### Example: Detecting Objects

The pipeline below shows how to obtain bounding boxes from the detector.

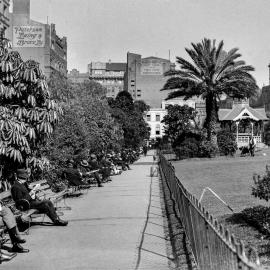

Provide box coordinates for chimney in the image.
[13,0,30,17]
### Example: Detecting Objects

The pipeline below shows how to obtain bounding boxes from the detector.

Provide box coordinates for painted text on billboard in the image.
[13,26,45,47]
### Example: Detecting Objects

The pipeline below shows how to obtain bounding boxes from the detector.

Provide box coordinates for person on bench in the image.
[10,169,68,226]
[0,203,29,255]
[61,160,90,187]
[88,155,103,187]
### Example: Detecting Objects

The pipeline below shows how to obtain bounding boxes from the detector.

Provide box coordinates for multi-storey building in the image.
[68,69,89,84]
[88,61,126,98]
[124,52,175,108]
[145,108,167,140]
[145,97,206,140]
[7,0,67,79]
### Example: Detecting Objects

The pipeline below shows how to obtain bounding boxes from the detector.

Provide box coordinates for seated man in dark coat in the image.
[88,155,103,187]
[11,169,68,226]
[61,160,89,187]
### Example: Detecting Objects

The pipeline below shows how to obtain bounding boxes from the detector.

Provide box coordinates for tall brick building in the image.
[7,0,67,79]
[88,61,126,98]
[68,68,89,84]
[124,52,175,108]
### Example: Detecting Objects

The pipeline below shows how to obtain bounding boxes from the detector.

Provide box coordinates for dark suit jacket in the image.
[11,180,32,202]
[61,168,85,186]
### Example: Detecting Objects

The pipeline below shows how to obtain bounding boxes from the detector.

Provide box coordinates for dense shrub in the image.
[199,140,219,158]
[174,138,200,160]
[252,170,270,201]
[241,206,270,235]
[217,130,237,156]
[264,121,270,146]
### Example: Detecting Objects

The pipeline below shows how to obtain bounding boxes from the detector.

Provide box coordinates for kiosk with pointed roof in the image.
[218,99,268,148]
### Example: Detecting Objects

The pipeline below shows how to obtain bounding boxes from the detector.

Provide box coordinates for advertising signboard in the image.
[13,26,45,47]
[141,59,163,75]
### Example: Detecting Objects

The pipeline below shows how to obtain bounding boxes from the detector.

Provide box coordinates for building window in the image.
[155,124,160,135]
[95,70,102,75]
[137,94,141,97]
[146,115,151,121]
[156,114,160,121]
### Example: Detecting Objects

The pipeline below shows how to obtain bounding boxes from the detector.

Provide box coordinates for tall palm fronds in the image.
[162,38,258,146]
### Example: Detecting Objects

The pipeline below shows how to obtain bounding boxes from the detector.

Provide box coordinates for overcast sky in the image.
[30,0,270,87]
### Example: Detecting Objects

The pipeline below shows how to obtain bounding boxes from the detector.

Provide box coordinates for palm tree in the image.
[162,38,258,148]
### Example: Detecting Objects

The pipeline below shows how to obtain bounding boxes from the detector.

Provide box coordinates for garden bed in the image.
[219,211,270,268]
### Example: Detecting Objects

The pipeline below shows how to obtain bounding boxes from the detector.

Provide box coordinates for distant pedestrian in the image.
[143,145,148,156]
[249,135,256,157]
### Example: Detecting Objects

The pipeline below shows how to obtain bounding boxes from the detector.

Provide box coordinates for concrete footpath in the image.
[2,151,174,270]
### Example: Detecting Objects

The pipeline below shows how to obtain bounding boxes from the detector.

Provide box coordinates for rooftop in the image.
[106,62,126,72]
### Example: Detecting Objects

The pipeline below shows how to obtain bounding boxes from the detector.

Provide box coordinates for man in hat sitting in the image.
[88,154,103,187]
[61,159,90,187]
[10,169,68,226]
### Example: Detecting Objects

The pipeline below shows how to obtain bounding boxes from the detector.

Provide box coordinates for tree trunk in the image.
[205,94,218,148]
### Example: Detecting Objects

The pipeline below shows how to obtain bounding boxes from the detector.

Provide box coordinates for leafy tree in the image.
[162,38,257,149]
[71,81,123,153]
[109,91,150,149]
[252,170,270,202]
[263,121,270,146]
[42,107,90,166]
[217,130,237,156]
[48,71,74,103]
[0,39,62,174]
[134,100,150,114]
[113,91,134,112]
[162,104,198,148]
[44,80,123,167]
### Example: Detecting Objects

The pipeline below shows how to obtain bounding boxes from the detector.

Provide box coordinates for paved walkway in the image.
[2,151,174,270]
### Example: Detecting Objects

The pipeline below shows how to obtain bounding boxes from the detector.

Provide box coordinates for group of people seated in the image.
[0,168,68,261]
[0,147,141,262]
[61,150,139,189]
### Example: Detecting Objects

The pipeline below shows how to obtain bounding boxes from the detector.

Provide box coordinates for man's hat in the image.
[90,154,96,159]
[80,160,89,167]
[67,159,74,165]
[16,169,28,180]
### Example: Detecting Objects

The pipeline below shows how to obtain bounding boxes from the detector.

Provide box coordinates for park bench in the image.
[0,179,71,234]
[65,169,101,196]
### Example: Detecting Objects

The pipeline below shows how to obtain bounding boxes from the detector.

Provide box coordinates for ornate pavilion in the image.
[218,99,268,147]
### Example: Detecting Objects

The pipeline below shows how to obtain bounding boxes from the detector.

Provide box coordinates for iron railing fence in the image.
[159,154,261,270]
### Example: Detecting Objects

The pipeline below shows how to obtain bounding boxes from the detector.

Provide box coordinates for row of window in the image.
[147,114,160,122]
[132,89,141,98]
[93,70,124,76]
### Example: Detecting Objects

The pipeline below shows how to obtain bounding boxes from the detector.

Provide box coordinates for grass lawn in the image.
[173,149,270,217]
[172,148,270,268]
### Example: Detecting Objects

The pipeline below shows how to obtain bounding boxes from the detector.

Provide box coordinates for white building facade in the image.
[145,97,206,140]
[145,108,167,140]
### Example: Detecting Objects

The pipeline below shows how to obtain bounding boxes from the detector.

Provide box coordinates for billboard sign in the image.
[141,59,163,75]
[13,26,45,47]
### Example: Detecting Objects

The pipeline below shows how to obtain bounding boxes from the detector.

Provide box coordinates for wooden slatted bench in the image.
[29,180,72,210]
[0,180,71,234]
